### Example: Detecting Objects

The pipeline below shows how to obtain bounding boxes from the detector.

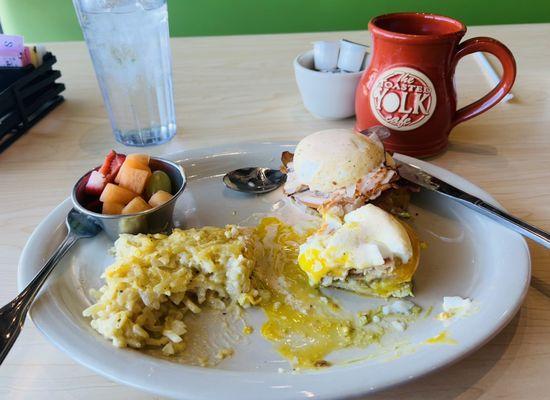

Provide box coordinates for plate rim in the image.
[18,141,531,400]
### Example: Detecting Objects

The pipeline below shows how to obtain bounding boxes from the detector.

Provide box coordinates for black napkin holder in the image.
[0,52,65,154]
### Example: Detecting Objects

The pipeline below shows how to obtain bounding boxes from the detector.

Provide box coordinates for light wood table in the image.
[1,24,549,399]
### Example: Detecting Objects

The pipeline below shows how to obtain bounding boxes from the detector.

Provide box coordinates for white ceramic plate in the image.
[18,142,530,400]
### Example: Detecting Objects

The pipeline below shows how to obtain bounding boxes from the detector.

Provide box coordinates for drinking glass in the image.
[73,0,176,146]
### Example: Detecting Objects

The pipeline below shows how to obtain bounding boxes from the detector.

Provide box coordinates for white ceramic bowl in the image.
[293,50,363,119]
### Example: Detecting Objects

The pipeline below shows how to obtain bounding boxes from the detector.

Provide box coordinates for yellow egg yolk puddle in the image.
[253,217,383,369]
[425,331,457,345]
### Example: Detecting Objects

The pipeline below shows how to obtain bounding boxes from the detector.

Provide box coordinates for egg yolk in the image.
[254,218,383,369]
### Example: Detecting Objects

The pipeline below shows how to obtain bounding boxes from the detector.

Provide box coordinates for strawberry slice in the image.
[85,170,106,196]
[85,199,102,214]
[98,150,116,176]
[105,154,126,183]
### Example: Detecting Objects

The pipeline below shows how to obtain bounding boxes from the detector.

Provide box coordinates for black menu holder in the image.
[0,52,65,154]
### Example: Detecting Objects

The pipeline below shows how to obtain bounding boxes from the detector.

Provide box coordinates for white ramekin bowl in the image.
[293,50,363,120]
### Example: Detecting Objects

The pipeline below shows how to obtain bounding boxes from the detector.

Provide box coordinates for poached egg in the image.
[283,129,398,213]
[298,204,419,297]
[291,129,385,193]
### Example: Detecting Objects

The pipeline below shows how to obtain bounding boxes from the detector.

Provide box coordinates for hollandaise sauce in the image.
[254,217,383,369]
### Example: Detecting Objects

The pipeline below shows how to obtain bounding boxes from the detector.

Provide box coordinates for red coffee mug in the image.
[355,13,516,157]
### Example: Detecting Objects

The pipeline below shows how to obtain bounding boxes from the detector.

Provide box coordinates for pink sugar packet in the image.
[0,34,24,51]
[22,47,31,66]
[0,49,24,67]
[0,35,25,67]
[0,35,27,67]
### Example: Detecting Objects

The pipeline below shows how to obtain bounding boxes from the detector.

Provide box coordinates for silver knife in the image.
[395,158,550,248]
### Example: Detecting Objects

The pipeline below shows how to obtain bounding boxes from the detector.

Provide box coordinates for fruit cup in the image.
[71,157,186,240]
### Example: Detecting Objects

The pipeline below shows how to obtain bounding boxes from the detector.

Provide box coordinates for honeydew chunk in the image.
[99,183,138,205]
[102,202,124,215]
[148,190,173,208]
[122,196,152,214]
[145,170,172,199]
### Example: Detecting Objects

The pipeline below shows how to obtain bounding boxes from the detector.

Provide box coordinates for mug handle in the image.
[451,37,516,128]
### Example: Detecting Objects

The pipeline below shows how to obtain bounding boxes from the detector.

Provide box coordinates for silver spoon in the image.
[223,167,286,194]
[0,209,102,364]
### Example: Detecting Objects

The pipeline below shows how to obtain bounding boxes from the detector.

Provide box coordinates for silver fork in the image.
[0,209,102,365]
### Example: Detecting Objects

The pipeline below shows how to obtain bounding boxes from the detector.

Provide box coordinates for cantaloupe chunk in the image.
[102,202,124,215]
[99,183,137,205]
[126,153,150,167]
[122,196,151,214]
[148,190,173,208]
[117,166,151,195]
[115,162,151,183]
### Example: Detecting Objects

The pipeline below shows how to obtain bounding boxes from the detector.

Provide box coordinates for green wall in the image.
[1,0,549,42]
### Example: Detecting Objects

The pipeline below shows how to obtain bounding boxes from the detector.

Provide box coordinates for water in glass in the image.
[74,0,176,146]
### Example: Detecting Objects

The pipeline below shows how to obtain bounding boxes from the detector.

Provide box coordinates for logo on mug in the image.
[369,67,437,131]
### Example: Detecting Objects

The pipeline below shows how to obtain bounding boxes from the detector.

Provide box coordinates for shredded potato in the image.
[83,226,259,355]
